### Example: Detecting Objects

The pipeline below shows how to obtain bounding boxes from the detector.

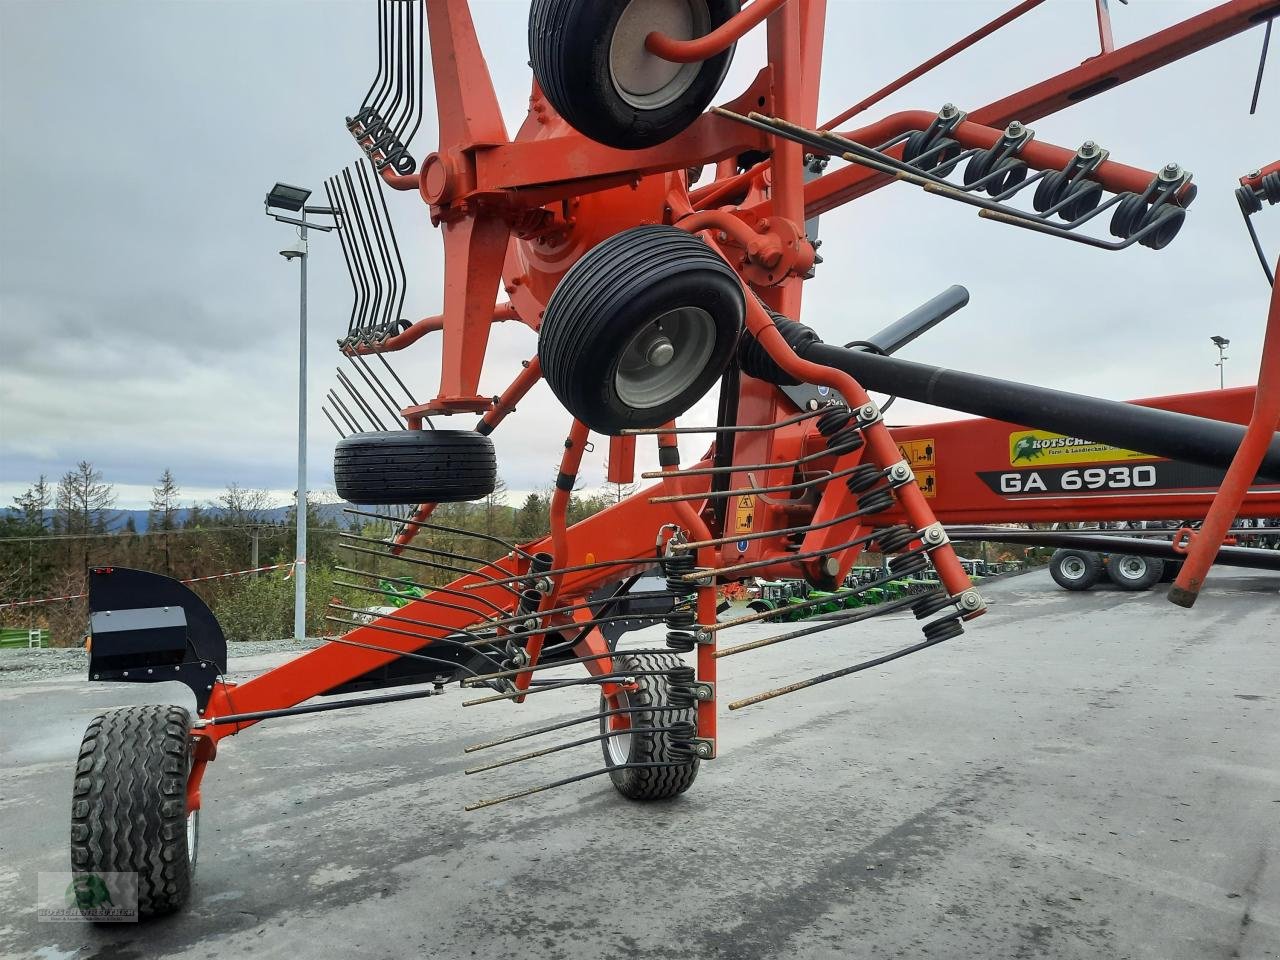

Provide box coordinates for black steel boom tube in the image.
[805,343,1280,481]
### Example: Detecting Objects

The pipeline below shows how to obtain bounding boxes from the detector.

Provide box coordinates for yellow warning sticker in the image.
[734,494,756,534]
[897,438,936,468]
[916,469,937,498]
[1009,430,1155,466]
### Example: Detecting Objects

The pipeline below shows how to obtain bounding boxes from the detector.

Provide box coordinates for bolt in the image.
[1006,121,1024,136]
[1248,169,1261,179]
[940,103,957,119]
[1165,162,1180,173]
[695,742,714,759]
[821,556,840,577]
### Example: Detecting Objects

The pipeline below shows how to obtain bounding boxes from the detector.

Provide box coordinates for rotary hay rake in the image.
[71,0,1280,919]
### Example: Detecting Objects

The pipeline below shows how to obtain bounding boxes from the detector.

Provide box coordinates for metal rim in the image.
[614,306,717,409]
[186,809,200,870]
[1059,554,1087,581]
[1116,555,1147,581]
[608,0,710,111]
[605,690,633,766]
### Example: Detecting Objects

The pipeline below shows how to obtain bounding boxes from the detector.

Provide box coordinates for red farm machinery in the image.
[72,0,1279,919]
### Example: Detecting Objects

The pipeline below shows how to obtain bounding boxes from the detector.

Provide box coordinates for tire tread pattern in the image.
[603,651,699,800]
[70,704,193,920]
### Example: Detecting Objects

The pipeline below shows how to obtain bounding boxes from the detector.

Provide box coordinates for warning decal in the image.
[916,469,937,498]
[734,494,756,534]
[897,438,935,468]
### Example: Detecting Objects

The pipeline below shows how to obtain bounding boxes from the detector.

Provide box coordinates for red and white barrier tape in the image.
[0,562,297,610]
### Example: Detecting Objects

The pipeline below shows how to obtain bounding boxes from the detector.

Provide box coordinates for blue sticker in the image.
[817,385,830,396]
[736,540,749,553]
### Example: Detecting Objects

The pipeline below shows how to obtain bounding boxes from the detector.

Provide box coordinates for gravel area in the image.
[0,637,325,684]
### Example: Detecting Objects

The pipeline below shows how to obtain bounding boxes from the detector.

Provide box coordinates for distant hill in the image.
[5,502,375,533]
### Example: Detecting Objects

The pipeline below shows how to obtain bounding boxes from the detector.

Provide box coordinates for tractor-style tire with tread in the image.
[1106,554,1165,591]
[600,651,699,800]
[70,704,197,920]
[1048,548,1103,591]
[334,429,496,505]
[539,225,744,434]
[529,0,740,150]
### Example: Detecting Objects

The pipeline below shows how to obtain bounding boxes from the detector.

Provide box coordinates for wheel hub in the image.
[614,306,716,409]
[1061,555,1086,580]
[608,0,710,110]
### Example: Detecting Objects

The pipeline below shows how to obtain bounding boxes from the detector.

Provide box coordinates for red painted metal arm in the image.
[646,0,788,63]
[351,302,522,356]
[1170,256,1280,605]
[820,0,1051,130]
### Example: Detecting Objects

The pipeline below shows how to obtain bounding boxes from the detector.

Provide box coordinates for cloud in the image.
[1,0,1276,514]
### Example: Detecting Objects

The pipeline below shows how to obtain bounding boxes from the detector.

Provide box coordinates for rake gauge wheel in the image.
[71,705,198,920]
[529,0,740,149]
[334,430,496,505]
[539,225,744,434]
[601,652,700,800]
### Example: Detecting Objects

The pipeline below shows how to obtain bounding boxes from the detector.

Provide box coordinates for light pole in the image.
[265,183,338,641]
[1211,335,1230,390]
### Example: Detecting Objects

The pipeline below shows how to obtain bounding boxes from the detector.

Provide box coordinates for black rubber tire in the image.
[529,0,740,150]
[539,225,744,434]
[334,430,496,504]
[1106,554,1165,591]
[70,704,196,921]
[1159,559,1182,583]
[1048,548,1103,591]
[600,651,699,800]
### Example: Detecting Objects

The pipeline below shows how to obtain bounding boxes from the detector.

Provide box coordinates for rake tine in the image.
[462,670,683,707]
[356,162,398,330]
[465,704,669,753]
[323,406,347,439]
[333,168,373,335]
[334,565,508,617]
[716,593,919,659]
[327,390,365,433]
[326,603,502,650]
[377,353,419,407]
[336,368,389,430]
[342,166,385,333]
[650,459,879,504]
[464,725,685,776]
[687,522,904,588]
[620,405,828,435]
[344,508,536,560]
[728,619,960,711]
[320,618,496,680]
[324,178,363,337]
[461,647,671,685]
[332,578,501,621]
[338,541,521,596]
[673,505,870,552]
[346,352,404,425]
[464,763,684,812]
[341,530,495,572]
[459,554,661,590]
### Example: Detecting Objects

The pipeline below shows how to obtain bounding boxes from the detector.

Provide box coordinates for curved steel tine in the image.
[324,178,363,336]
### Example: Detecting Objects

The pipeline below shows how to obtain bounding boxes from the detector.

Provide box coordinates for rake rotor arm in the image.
[804,343,1280,480]
[787,0,1276,219]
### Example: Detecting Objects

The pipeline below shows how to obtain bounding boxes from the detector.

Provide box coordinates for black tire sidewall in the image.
[334,430,496,505]
[600,651,699,800]
[1106,554,1164,590]
[539,226,744,434]
[530,0,740,150]
[1049,548,1102,591]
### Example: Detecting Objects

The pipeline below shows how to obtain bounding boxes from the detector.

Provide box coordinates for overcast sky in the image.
[1,1,1276,511]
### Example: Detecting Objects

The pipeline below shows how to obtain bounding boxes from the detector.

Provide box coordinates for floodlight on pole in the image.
[265,186,339,642]
[1211,335,1230,389]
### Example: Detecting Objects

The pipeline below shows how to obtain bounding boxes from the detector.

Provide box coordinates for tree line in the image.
[1,463,635,646]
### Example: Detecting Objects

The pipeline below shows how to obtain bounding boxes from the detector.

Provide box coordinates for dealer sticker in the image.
[1008,429,1155,466]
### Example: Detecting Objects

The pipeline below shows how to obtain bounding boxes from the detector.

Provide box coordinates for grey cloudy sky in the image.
[1,0,1276,510]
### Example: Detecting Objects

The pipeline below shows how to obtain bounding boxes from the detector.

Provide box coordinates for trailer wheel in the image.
[1048,549,1102,591]
[539,226,743,434]
[1107,554,1164,591]
[70,705,197,920]
[529,0,740,150]
[334,429,496,504]
[601,652,699,800]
